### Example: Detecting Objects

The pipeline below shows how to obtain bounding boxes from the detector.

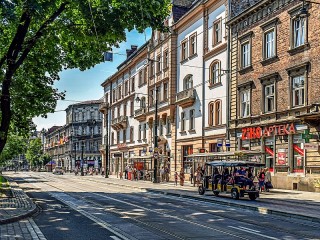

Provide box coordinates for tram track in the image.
[26,173,320,240]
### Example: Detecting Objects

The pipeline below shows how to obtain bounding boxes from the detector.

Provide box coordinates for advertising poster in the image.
[277,151,286,165]
[297,157,302,167]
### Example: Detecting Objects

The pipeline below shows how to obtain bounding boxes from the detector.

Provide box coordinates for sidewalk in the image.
[0,175,37,224]
[100,175,320,223]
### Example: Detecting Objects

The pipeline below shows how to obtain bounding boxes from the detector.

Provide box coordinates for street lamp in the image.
[135,87,159,183]
[81,141,85,176]
[104,103,110,178]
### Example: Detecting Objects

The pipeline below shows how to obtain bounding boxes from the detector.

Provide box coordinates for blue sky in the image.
[33,29,152,131]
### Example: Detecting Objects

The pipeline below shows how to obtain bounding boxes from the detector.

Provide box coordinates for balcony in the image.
[134,107,147,121]
[99,102,108,113]
[176,88,196,108]
[111,116,128,130]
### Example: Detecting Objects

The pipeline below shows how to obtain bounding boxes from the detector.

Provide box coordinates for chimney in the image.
[126,45,138,58]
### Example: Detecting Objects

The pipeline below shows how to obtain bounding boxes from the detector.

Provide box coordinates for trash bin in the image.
[128,171,132,180]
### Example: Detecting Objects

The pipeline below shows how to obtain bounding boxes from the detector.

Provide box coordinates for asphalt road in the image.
[11,172,320,240]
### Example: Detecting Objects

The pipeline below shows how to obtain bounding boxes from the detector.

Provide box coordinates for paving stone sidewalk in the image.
[0,176,37,224]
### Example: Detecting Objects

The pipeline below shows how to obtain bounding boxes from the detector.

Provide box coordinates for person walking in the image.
[174,171,178,186]
[258,168,265,192]
[190,166,194,184]
[265,168,272,192]
[179,168,185,186]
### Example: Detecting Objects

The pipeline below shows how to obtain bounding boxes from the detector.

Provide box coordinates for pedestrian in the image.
[190,166,193,184]
[265,168,272,192]
[179,168,185,186]
[195,166,202,187]
[119,171,123,179]
[125,165,129,179]
[160,167,165,182]
[258,168,265,192]
[174,171,178,186]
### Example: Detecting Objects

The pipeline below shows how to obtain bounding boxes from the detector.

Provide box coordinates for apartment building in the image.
[174,0,228,176]
[227,0,320,191]
[45,100,103,171]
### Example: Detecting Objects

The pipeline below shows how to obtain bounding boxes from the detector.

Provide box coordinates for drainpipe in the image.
[226,0,232,151]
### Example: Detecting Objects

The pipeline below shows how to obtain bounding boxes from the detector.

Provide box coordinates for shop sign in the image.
[303,143,319,150]
[277,151,287,165]
[199,148,206,153]
[242,123,296,140]
[117,143,127,150]
[293,144,304,156]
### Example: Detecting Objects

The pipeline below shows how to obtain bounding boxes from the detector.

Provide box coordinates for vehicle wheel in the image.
[249,193,257,200]
[198,185,205,195]
[231,189,239,200]
[213,191,219,196]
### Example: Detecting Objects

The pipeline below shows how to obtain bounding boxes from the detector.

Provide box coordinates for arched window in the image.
[208,102,215,126]
[209,60,221,85]
[208,100,222,126]
[214,100,222,126]
[183,74,193,90]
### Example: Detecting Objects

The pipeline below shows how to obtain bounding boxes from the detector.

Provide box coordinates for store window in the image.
[293,134,304,172]
[182,145,193,173]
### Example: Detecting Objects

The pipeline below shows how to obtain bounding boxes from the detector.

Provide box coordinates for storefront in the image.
[237,122,320,191]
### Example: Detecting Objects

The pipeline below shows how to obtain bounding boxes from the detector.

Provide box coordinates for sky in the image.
[33,29,152,131]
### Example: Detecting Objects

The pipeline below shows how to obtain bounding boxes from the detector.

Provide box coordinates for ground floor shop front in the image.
[232,121,320,192]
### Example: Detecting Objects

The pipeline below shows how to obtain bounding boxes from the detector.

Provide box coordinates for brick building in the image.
[227,0,320,191]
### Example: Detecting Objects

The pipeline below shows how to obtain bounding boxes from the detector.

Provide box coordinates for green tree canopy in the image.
[26,138,43,167]
[0,0,171,153]
[0,131,28,164]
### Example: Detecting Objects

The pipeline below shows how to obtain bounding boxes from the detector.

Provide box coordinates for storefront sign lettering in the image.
[242,123,296,140]
[117,143,127,150]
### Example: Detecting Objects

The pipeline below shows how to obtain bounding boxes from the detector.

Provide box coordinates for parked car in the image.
[53,167,64,175]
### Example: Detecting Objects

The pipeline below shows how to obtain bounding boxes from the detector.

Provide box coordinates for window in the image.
[144,67,147,83]
[164,50,169,69]
[149,89,154,107]
[181,112,185,131]
[214,100,221,125]
[138,125,142,140]
[139,70,143,86]
[111,109,115,120]
[117,131,120,144]
[159,121,163,136]
[118,86,122,99]
[240,89,250,117]
[293,17,306,48]
[130,101,134,116]
[163,82,168,101]
[105,93,109,104]
[123,102,127,117]
[241,42,251,68]
[130,127,134,142]
[213,19,222,45]
[150,60,155,77]
[181,39,188,61]
[143,123,147,139]
[189,109,195,130]
[166,117,171,134]
[156,86,161,102]
[131,78,135,92]
[117,106,120,118]
[112,89,116,103]
[264,84,275,112]
[208,100,222,126]
[156,55,161,73]
[189,33,197,56]
[140,97,146,108]
[264,29,275,59]
[292,75,305,107]
[124,81,128,96]
[111,132,114,145]
[210,61,220,85]
[184,74,193,90]
[123,129,126,143]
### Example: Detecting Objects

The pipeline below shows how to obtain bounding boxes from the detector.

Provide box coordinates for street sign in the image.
[225,140,230,147]
[303,143,319,150]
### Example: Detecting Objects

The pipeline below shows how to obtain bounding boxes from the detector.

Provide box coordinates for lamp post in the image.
[81,141,85,176]
[104,103,110,178]
[135,87,159,183]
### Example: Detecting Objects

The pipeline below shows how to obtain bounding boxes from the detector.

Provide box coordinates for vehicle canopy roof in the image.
[205,160,265,168]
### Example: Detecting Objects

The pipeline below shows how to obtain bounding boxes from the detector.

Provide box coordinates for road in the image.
[2,172,320,240]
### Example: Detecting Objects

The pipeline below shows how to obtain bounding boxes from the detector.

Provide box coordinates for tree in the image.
[0,131,28,164]
[0,0,170,153]
[26,138,43,168]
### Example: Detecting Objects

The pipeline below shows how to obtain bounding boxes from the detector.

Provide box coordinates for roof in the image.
[230,0,262,19]
[206,160,265,167]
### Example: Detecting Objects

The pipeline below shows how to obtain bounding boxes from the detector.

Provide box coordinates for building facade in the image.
[174,0,228,177]
[45,100,103,171]
[227,0,320,191]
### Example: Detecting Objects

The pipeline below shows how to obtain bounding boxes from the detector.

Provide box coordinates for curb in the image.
[103,180,320,224]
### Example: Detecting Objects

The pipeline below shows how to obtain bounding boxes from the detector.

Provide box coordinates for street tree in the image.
[0,132,28,165]
[0,0,170,153]
[26,138,43,168]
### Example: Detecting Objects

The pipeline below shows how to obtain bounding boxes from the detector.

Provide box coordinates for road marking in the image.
[110,236,122,240]
[238,226,260,233]
[228,226,278,240]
